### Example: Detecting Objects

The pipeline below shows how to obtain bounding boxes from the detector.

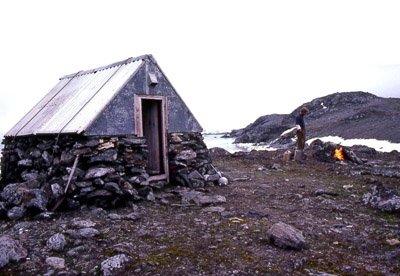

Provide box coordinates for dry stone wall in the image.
[168,132,220,188]
[0,135,149,218]
[0,132,218,219]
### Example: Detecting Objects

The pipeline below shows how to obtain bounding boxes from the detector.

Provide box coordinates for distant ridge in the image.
[228,92,400,145]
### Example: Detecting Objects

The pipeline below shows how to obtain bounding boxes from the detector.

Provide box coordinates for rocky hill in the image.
[229,92,400,146]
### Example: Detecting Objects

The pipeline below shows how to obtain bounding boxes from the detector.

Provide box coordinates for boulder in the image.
[100,254,133,276]
[47,233,66,252]
[267,222,306,249]
[0,235,28,268]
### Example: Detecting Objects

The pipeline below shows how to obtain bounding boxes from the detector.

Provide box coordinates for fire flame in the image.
[334,147,344,161]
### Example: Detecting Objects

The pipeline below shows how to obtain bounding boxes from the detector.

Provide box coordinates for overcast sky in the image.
[1,0,400,135]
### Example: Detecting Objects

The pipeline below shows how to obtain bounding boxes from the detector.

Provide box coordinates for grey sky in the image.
[1,0,400,135]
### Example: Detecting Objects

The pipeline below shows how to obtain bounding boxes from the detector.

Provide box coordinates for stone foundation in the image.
[0,132,218,219]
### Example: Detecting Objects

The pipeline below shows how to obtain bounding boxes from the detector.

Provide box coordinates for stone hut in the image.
[0,55,219,217]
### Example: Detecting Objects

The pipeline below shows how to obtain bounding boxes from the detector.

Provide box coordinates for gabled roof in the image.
[6,56,147,137]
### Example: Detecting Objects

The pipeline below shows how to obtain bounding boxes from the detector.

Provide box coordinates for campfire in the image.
[310,139,365,165]
[333,147,344,161]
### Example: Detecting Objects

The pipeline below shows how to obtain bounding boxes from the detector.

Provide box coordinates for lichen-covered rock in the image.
[0,235,28,268]
[267,222,306,249]
[47,233,66,252]
[100,254,133,276]
[363,186,400,213]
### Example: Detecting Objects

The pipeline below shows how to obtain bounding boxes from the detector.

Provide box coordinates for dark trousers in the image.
[296,130,306,150]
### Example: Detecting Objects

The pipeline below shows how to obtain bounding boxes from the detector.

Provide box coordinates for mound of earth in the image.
[230,92,400,145]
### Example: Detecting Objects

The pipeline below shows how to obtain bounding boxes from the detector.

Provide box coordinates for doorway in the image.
[134,95,168,182]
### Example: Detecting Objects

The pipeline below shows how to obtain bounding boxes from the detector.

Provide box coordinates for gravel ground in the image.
[1,148,400,276]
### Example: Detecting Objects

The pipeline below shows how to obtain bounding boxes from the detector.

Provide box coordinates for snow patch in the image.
[280,127,296,136]
[307,136,400,152]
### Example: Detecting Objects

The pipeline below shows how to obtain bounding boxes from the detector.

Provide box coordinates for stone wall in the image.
[0,132,219,219]
[0,135,150,219]
[168,132,220,188]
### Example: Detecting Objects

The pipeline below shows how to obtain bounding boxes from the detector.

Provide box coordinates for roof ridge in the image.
[60,55,151,80]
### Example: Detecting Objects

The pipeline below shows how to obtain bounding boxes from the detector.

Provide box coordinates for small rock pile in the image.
[363,185,400,213]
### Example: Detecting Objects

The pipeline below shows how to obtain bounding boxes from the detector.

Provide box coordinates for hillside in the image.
[229,92,400,145]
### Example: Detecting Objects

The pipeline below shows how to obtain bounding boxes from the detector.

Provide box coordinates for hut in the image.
[0,55,219,218]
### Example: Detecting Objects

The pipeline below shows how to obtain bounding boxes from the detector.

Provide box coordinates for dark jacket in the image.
[295,114,305,130]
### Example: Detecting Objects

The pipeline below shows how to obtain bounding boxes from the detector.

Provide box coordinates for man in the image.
[295,107,309,151]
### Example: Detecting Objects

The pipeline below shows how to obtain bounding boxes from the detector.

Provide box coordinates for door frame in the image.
[134,94,169,182]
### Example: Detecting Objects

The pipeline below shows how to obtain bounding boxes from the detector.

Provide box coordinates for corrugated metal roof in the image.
[6,56,144,137]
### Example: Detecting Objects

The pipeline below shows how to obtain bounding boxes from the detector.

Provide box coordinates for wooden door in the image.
[134,95,169,182]
[142,99,163,175]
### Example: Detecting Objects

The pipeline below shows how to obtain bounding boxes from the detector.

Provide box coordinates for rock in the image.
[84,167,115,179]
[146,192,155,201]
[267,222,306,249]
[71,219,96,229]
[17,159,32,167]
[45,257,65,269]
[104,182,121,194]
[313,189,338,197]
[93,178,105,186]
[60,151,75,166]
[175,150,197,161]
[25,189,48,212]
[193,195,226,206]
[209,147,231,157]
[123,213,141,221]
[75,181,93,188]
[47,233,66,252]
[87,189,113,198]
[188,170,204,180]
[7,206,26,220]
[77,228,100,238]
[66,246,86,258]
[100,254,133,276]
[107,213,122,220]
[0,235,28,268]
[51,184,64,199]
[88,149,117,163]
[1,183,24,205]
[205,173,220,182]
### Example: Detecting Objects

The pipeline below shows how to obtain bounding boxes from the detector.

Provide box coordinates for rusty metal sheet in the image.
[7,58,144,137]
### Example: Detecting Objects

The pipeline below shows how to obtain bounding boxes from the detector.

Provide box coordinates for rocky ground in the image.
[1,147,400,276]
